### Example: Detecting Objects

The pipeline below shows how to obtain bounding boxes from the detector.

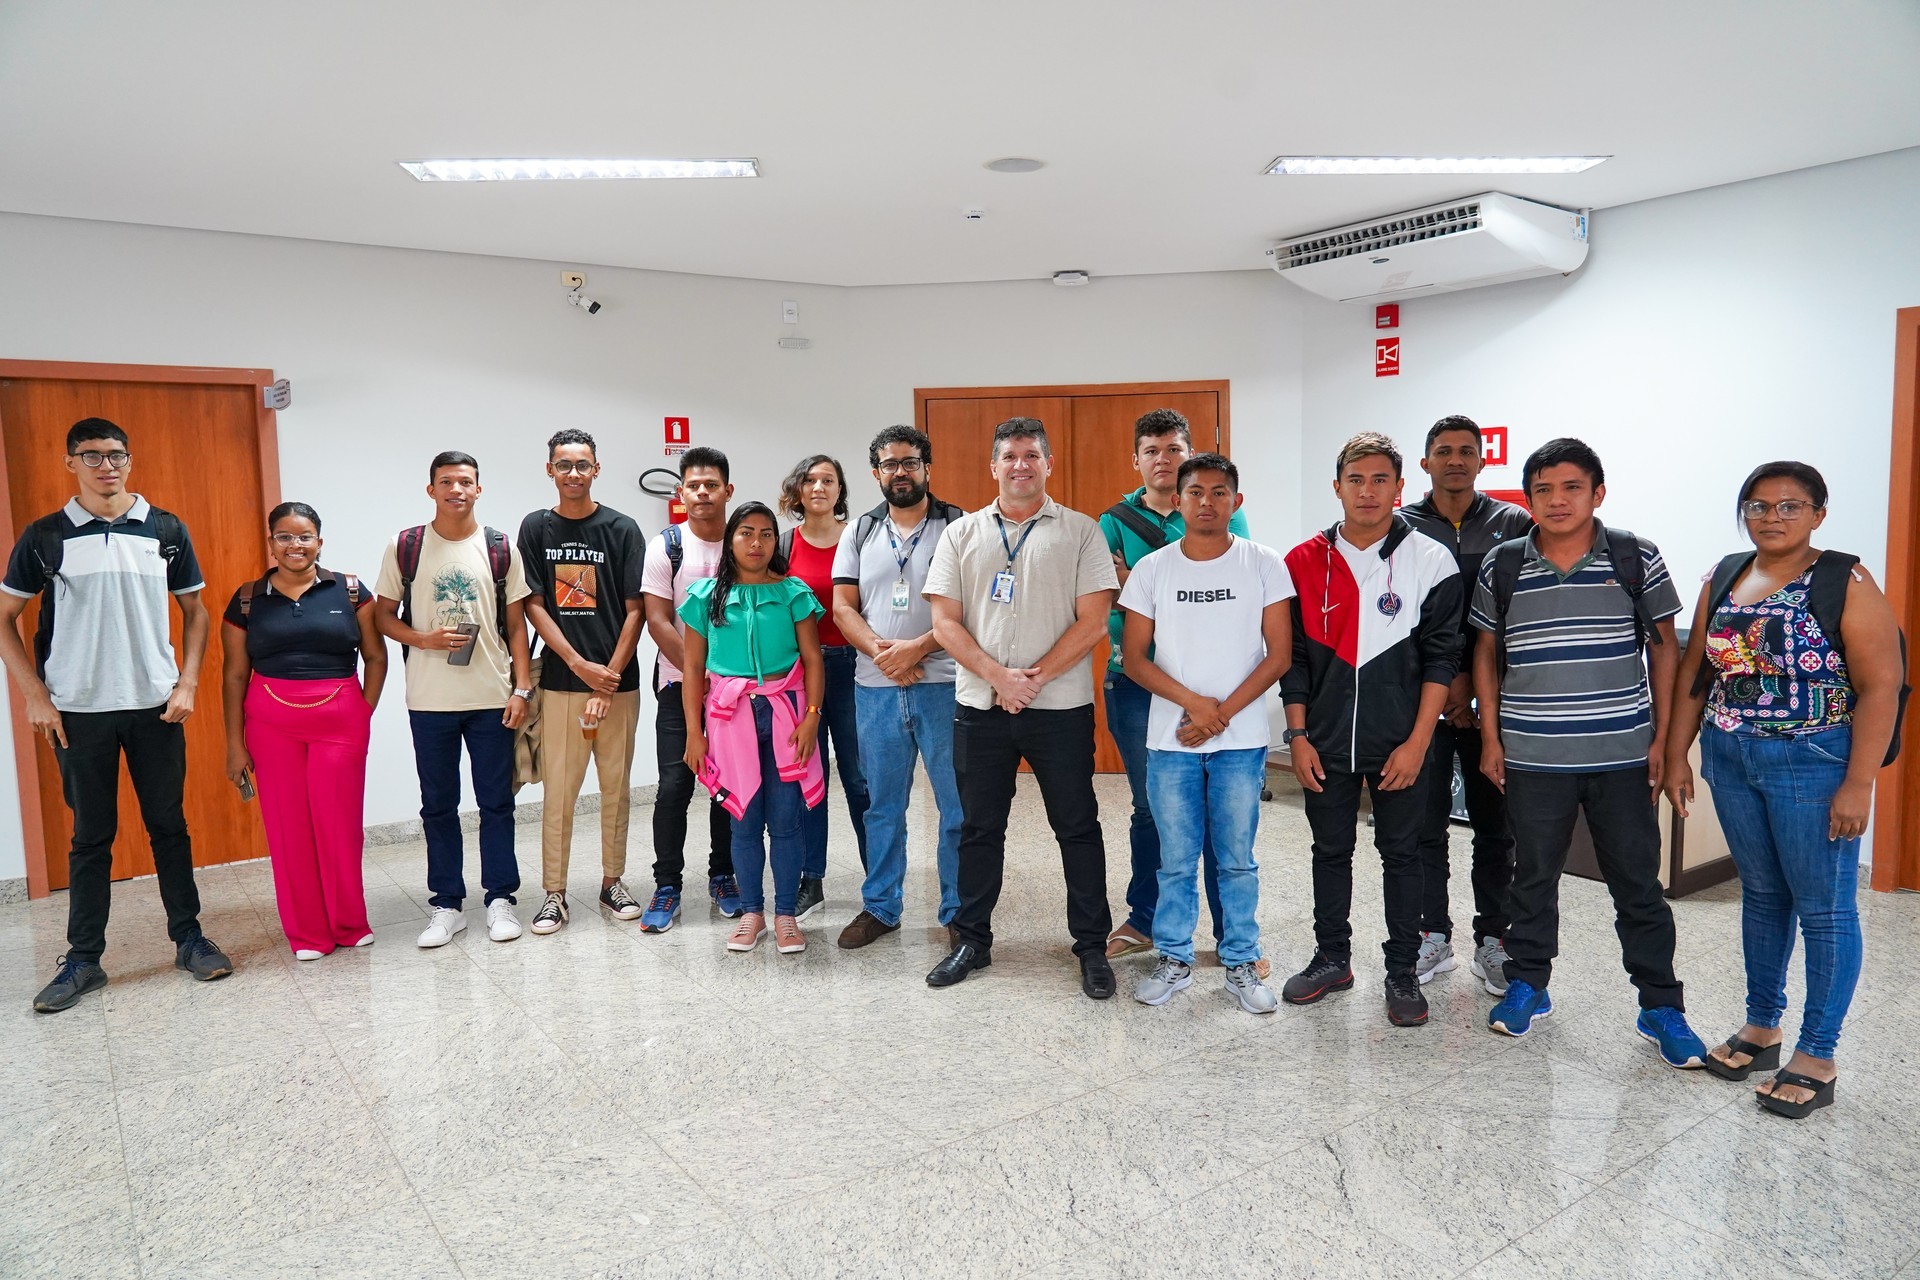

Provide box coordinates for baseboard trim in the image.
[363,783,660,848]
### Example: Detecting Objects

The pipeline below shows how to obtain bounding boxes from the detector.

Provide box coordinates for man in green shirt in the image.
[1098,409,1256,969]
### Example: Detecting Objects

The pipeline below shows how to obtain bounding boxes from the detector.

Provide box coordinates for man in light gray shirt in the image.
[830,425,967,950]
[922,417,1120,999]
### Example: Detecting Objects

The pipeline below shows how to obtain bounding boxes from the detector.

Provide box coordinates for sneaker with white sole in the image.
[1471,937,1511,996]
[349,933,376,948]
[599,880,643,921]
[794,876,824,924]
[417,907,467,948]
[1225,961,1279,1014]
[1134,957,1193,1006]
[530,892,569,935]
[294,949,325,961]
[727,912,768,952]
[774,914,806,953]
[486,899,523,943]
[1415,931,1457,985]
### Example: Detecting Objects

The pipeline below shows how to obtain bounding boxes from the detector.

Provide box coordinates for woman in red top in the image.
[779,454,870,917]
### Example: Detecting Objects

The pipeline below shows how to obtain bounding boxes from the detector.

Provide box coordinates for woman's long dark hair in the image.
[709,501,788,627]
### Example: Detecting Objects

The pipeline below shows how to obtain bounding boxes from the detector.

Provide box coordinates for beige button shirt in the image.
[923,497,1119,711]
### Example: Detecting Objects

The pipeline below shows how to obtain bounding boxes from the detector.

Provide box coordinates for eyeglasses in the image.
[876,459,925,475]
[72,451,131,469]
[271,533,319,547]
[550,460,596,475]
[1741,499,1817,521]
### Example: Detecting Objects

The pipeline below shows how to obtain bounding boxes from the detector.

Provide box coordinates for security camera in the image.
[566,292,602,315]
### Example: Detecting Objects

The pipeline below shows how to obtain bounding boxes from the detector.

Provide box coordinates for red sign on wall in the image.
[1482,425,1509,466]
[1374,337,1400,378]
[665,416,691,445]
[1375,303,1399,330]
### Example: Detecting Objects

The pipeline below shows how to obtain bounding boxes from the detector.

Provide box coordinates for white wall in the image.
[0,213,1302,880]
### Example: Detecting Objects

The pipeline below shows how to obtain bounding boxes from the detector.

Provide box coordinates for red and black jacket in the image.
[1281,516,1463,773]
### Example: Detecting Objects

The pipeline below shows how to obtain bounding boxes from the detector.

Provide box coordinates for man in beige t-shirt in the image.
[374,451,532,949]
[923,418,1119,999]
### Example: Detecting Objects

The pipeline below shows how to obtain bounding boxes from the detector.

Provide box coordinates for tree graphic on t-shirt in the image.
[432,565,481,629]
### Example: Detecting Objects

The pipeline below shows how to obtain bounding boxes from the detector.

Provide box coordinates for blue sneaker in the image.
[638,886,682,934]
[709,874,744,919]
[1488,981,1553,1037]
[1636,1006,1708,1069]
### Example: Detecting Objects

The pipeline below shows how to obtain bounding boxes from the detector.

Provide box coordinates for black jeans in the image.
[1503,764,1684,1010]
[951,704,1111,956]
[1301,764,1427,974]
[651,681,733,889]
[54,705,202,964]
[1417,720,1515,945]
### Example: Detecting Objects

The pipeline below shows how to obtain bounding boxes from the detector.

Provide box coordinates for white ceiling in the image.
[4,1,1918,287]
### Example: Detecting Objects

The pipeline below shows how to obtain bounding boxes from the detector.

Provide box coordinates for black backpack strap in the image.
[664,522,684,579]
[1103,501,1168,556]
[1602,527,1661,650]
[778,527,795,567]
[484,526,511,641]
[1688,552,1758,697]
[395,524,426,630]
[1807,551,1860,656]
[1489,539,1527,677]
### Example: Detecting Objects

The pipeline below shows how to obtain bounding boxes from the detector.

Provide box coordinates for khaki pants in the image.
[538,688,640,893]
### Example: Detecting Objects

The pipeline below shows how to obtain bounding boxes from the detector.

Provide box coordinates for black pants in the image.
[1301,763,1426,974]
[951,704,1111,956]
[1504,765,1684,1010]
[54,705,202,965]
[1417,720,1515,945]
[650,682,733,889]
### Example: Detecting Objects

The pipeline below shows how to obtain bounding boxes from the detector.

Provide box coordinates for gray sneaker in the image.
[33,954,107,1013]
[1134,957,1193,1006]
[1224,962,1279,1014]
[1415,931,1457,985]
[1471,938,1511,996]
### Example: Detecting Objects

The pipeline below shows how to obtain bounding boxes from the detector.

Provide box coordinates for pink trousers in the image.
[245,674,373,955]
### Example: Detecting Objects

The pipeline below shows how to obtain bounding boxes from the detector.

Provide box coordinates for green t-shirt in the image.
[679,576,823,682]
[1100,487,1251,671]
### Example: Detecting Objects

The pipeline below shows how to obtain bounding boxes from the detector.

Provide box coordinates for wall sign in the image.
[1375,304,1399,330]
[1482,425,1509,466]
[1375,337,1400,378]
[665,416,691,445]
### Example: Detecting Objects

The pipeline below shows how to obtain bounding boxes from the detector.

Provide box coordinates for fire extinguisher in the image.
[639,467,686,525]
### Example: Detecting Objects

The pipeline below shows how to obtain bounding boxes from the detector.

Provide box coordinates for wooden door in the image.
[917,381,1231,774]
[1875,306,1920,892]
[0,364,278,894]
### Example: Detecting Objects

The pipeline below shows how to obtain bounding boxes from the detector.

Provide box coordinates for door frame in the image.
[0,359,283,899]
[1873,308,1920,892]
[914,380,1231,457]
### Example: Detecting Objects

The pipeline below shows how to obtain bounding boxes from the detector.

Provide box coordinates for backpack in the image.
[396,524,510,659]
[849,496,967,554]
[1102,500,1170,556]
[24,506,188,676]
[1687,550,1909,766]
[238,568,361,618]
[1488,526,1661,677]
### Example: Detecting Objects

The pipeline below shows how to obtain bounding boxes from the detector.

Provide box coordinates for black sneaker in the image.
[174,935,234,982]
[794,875,825,923]
[1280,951,1354,1006]
[598,881,643,921]
[33,954,107,1013]
[1384,970,1430,1027]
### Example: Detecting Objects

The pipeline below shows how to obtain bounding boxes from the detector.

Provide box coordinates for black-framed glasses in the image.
[1741,499,1816,520]
[271,533,319,547]
[550,460,597,475]
[72,450,131,469]
[876,458,925,475]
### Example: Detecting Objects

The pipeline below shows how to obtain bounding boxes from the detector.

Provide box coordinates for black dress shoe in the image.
[1080,952,1116,1000]
[927,943,990,988]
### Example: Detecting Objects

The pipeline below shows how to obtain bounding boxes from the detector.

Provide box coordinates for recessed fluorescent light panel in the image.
[1266,156,1607,176]
[398,158,759,182]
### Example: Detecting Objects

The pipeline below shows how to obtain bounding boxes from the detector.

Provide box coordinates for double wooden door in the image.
[0,362,280,894]
[915,381,1230,773]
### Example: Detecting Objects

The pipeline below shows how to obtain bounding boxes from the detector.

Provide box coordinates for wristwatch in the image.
[511,688,533,701]
[1282,727,1310,745]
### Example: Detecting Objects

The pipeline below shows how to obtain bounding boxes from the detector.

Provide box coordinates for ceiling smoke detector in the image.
[984,157,1045,173]
[1052,270,1090,287]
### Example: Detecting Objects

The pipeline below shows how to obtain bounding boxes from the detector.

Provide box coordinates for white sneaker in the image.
[417,907,467,948]
[294,949,325,962]
[349,933,376,948]
[486,899,523,943]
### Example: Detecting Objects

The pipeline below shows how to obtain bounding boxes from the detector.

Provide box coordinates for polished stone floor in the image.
[3,771,1918,1279]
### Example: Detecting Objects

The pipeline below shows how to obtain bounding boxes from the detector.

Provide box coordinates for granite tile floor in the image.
[3,769,1918,1279]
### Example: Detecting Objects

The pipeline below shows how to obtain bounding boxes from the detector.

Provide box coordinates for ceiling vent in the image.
[1265,192,1589,304]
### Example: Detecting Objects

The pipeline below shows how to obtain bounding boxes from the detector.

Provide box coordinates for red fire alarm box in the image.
[1375,304,1399,330]
[667,499,689,525]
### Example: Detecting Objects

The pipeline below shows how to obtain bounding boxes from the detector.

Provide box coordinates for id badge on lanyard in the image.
[992,514,1035,606]
[890,576,912,611]
[990,571,1015,604]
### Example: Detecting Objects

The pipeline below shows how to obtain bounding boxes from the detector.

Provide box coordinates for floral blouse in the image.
[1703,568,1852,734]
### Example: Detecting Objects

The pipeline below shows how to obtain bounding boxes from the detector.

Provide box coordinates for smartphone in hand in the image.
[446,622,483,667]
[237,768,256,802]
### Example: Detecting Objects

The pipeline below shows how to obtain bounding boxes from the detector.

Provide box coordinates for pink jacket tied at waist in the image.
[698,660,825,820]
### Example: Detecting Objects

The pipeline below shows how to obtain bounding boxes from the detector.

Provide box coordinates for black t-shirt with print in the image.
[516,503,647,693]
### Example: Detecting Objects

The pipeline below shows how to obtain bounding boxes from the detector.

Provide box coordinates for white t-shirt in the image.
[374,526,531,713]
[1116,536,1294,753]
[1335,531,1379,583]
[640,526,723,690]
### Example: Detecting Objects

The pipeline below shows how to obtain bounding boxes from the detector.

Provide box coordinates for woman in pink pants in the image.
[221,502,389,959]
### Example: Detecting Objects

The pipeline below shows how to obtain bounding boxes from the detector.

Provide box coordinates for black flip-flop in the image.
[1756,1069,1836,1119]
[1704,1033,1782,1081]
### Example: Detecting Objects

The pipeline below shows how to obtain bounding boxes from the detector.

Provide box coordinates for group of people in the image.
[5,409,1898,1120]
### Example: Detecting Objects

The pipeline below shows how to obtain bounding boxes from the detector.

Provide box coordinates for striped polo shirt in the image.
[1468,523,1681,773]
[2,496,204,713]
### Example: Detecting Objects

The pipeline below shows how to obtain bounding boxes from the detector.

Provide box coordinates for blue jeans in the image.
[409,709,519,909]
[1700,722,1864,1059]
[1105,671,1222,939]
[1146,747,1266,966]
[731,696,809,916]
[803,644,870,877]
[854,681,963,927]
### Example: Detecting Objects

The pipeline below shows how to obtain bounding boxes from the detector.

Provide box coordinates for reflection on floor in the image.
[2,771,1917,1279]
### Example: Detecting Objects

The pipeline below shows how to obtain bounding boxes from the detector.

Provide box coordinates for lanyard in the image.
[885,516,927,576]
[993,513,1038,572]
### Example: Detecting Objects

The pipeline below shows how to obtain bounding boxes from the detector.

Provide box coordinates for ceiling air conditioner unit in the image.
[1265,193,1588,304]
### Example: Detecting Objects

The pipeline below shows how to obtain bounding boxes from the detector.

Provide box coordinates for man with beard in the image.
[829,425,969,948]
